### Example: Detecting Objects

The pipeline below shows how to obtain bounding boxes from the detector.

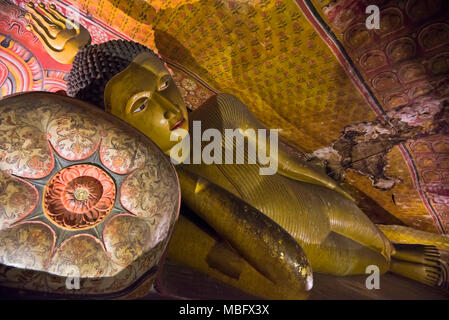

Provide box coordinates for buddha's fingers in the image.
[26,2,58,39]
[26,22,59,54]
[48,4,80,34]
[37,2,66,29]
[48,4,67,21]
[177,167,313,299]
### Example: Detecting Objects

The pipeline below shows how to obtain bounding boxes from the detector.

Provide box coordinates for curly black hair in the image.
[67,39,157,109]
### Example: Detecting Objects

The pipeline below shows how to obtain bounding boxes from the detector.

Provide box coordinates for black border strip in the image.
[400,145,445,233]
[303,0,388,119]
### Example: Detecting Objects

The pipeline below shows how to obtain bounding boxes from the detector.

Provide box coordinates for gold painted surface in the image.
[17,0,449,233]
[61,0,439,232]
[378,224,449,251]
[69,0,377,152]
[14,1,449,296]
[183,94,394,277]
[104,52,189,155]
[25,2,92,64]
[169,214,311,300]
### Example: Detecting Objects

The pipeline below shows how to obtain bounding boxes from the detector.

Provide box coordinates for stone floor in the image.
[1,259,448,300]
[150,259,449,300]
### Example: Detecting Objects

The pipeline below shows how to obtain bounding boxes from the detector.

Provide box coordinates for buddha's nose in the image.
[153,92,181,117]
[164,110,177,120]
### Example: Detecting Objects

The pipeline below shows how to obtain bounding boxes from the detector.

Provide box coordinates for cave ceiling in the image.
[1,0,449,234]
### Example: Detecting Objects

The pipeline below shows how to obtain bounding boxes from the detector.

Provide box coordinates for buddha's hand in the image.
[177,167,313,299]
[25,2,91,64]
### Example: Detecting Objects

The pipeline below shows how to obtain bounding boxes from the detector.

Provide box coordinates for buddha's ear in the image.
[104,65,134,115]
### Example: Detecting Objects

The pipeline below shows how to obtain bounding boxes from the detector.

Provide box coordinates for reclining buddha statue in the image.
[23,1,449,299]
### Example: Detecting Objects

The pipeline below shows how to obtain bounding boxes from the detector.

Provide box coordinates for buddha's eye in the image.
[159,80,169,91]
[131,98,148,114]
[133,104,146,113]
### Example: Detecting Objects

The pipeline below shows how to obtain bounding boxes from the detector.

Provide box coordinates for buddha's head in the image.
[68,40,188,155]
[104,52,188,155]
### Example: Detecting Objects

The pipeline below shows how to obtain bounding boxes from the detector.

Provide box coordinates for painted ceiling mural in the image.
[1,0,449,235]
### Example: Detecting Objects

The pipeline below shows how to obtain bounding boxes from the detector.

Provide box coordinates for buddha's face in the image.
[104,52,189,155]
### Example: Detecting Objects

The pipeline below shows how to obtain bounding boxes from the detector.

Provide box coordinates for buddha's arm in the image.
[175,166,313,299]
[191,93,354,200]
[25,2,91,64]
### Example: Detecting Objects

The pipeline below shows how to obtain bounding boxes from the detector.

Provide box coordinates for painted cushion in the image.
[0,92,180,297]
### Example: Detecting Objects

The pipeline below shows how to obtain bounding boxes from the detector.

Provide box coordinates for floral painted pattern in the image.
[43,164,116,230]
[0,171,38,231]
[0,222,54,271]
[0,92,180,296]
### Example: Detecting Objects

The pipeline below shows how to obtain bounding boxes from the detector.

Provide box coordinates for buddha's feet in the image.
[390,243,449,290]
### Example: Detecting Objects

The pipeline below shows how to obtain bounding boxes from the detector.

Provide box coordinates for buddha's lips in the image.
[171,118,185,130]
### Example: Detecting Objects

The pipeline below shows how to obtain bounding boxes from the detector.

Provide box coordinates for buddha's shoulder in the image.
[214,93,246,108]
[210,93,255,119]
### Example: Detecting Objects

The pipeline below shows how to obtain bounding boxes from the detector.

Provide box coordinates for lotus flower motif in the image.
[43,164,116,230]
